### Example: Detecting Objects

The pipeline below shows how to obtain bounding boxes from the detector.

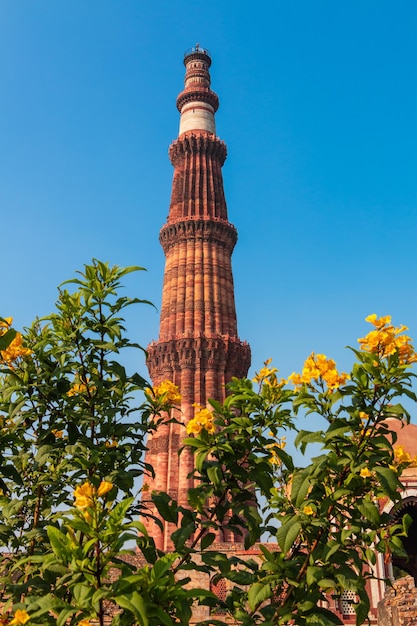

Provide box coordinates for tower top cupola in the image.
[177,43,219,136]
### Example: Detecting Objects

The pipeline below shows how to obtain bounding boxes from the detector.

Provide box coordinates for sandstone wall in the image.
[378,576,417,626]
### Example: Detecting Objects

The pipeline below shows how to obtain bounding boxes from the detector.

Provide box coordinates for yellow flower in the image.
[97,481,113,497]
[186,404,216,435]
[394,445,412,465]
[196,406,215,433]
[67,382,87,396]
[105,436,118,448]
[196,408,213,427]
[73,482,95,509]
[203,420,216,434]
[148,380,181,405]
[186,417,203,435]
[78,621,92,626]
[83,510,93,524]
[67,377,96,397]
[9,610,30,625]
[266,437,286,466]
[0,317,13,333]
[52,429,63,438]
[288,372,303,387]
[253,359,278,383]
[303,505,314,515]
[365,313,392,328]
[360,467,372,478]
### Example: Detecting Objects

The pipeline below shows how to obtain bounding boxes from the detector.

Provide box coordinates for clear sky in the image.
[2,1,417,425]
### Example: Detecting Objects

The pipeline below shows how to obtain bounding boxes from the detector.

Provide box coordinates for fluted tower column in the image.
[145,46,251,551]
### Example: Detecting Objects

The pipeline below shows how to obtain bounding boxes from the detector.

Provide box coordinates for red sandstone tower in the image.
[146,45,250,551]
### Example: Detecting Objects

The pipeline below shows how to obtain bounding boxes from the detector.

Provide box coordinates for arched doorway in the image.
[391,496,417,583]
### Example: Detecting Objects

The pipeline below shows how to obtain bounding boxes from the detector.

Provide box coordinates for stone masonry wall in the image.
[378,576,417,626]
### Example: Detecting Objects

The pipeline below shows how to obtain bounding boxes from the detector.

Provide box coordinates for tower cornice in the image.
[169,133,226,165]
[176,88,219,114]
[159,218,237,254]
[147,336,251,380]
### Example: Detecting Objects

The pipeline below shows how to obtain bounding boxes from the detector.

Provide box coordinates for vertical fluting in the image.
[145,46,251,550]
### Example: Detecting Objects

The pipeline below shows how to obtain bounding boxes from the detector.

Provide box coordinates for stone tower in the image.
[145,45,251,551]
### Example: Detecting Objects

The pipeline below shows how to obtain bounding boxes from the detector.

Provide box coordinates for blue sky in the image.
[2,1,417,423]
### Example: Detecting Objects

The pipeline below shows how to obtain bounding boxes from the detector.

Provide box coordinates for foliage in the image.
[0,261,416,626]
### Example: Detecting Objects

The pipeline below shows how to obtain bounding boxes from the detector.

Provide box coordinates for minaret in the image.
[145,45,251,551]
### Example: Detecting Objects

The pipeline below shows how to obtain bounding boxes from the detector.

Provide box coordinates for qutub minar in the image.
[145,44,250,551]
[142,46,417,625]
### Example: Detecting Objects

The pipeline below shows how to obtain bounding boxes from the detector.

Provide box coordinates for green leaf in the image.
[294,429,324,454]
[305,606,344,625]
[276,518,301,553]
[46,526,71,562]
[152,553,178,580]
[152,492,178,524]
[171,524,194,550]
[108,497,134,527]
[306,565,321,586]
[355,585,370,625]
[207,465,223,488]
[322,541,343,563]
[115,592,149,626]
[318,578,337,590]
[248,581,271,611]
[36,444,54,465]
[56,608,79,626]
[131,372,150,387]
[374,466,402,501]
[0,328,16,350]
[201,532,216,550]
[357,500,380,525]
[291,470,311,508]
[73,582,94,606]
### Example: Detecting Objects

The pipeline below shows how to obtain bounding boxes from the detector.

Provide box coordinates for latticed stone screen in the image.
[340,589,356,615]
[210,577,227,614]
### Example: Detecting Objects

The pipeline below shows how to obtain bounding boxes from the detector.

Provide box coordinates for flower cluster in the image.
[148,380,181,405]
[186,404,216,435]
[253,358,278,384]
[253,359,287,402]
[67,382,89,397]
[253,359,286,387]
[266,437,286,466]
[394,445,417,468]
[358,314,417,364]
[288,353,349,390]
[73,481,113,509]
[0,317,32,367]
[67,376,96,397]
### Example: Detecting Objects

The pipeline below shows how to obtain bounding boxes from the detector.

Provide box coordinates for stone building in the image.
[143,45,417,625]
[145,44,250,552]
